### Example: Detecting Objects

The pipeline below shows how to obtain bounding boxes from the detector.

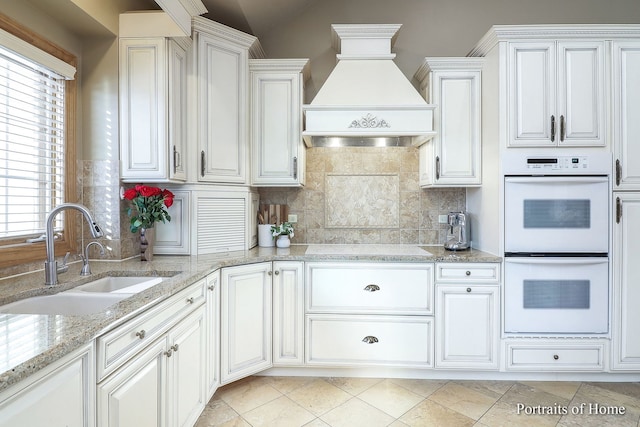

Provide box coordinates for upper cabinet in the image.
[193,17,264,184]
[250,59,310,187]
[507,40,605,147]
[415,58,482,187]
[119,36,190,182]
[613,41,640,190]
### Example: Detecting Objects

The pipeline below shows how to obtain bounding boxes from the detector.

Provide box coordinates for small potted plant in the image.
[271,222,294,248]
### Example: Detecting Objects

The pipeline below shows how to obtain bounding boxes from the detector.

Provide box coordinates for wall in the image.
[259,147,464,245]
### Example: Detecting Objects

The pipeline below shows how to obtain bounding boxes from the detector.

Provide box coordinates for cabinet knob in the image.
[186,297,195,304]
[363,284,380,292]
[268,271,272,276]
[466,288,472,293]
[164,349,173,358]
[465,271,471,276]
[208,285,215,291]
[362,336,379,344]
[553,354,559,360]
[274,270,280,275]
[171,344,179,352]
[135,330,146,339]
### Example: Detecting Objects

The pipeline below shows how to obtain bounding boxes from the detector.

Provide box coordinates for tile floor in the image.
[195,376,640,427]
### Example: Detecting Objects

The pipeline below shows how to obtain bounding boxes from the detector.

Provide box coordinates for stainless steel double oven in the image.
[503,151,611,334]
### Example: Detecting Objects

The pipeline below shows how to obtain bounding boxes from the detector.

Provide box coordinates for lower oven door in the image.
[504,257,609,334]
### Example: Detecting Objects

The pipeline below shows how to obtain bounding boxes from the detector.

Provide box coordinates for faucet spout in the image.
[45,203,103,286]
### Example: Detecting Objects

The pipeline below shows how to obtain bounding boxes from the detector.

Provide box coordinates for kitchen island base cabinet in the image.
[221,262,273,385]
[0,344,94,427]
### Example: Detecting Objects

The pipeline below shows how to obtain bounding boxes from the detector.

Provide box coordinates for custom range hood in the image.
[303,24,435,147]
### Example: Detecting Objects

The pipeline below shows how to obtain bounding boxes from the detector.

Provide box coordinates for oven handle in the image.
[505,257,608,265]
[505,176,609,184]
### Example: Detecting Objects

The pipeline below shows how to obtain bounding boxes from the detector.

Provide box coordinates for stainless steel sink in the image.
[73,276,163,293]
[0,293,129,315]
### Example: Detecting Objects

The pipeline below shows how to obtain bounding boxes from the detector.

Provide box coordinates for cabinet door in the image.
[435,285,499,369]
[508,41,556,146]
[612,193,640,369]
[167,306,207,427]
[557,41,605,146]
[97,339,167,427]
[167,39,188,181]
[154,189,190,254]
[120,38,168,180]
[250,60,308,187]
[613,42,640,190]
[197,32,249,184]
[0,345,94,427]
[221,262,272,384]
[273,261,304,365]
[205,271,221,399]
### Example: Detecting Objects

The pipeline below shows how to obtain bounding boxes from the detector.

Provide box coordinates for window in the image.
[0,13,77,269]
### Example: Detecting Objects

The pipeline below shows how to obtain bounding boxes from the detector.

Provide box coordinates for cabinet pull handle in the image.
[435,156,440,180]
[362,336,379,344]
[551,115,556,142]
[363,284,380,292]
[559,115,565,142]
[173,145,180,173]
[553,354,559,360]
[135,330,146,339]
[200,151,205,177]
[165,349,173,358]
[171,344,179,352]
[616,197,622,224]
[616,159,622,187]
[466,287,472,293]
[293,157,298,180]
[186,297,195,304]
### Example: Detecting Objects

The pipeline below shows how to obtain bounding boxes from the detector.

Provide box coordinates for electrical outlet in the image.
[288,214,298,223]
[438,214,448,224]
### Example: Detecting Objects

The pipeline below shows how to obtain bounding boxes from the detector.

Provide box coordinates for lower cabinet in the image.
[272,261,305,366]
[97,280,208,427]
[0,344,94,427]
[505,340,607,372]
[205,270,221,399]
[221,262,273,384]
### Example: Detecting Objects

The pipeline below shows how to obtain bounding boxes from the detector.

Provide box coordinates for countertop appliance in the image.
[444,211,470,251]
[502,151,611,334]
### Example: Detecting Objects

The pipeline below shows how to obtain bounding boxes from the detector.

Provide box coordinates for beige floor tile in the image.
[194,397,239,426]
[555,383,640,427]
[320,397,396,427]
[357,379,425,418]
[585,382,640,400]
[399,399,475,427]
[520,381,581,400]
[264,376,317,394]
[211,417,252,427]
[389,378,449,397]
[242,395,316,427]
[428,382,499,420]
[287,378,352,416]
[498,382,571,407]
[388,421,410,427]
[325,376,383,395]
[215,378,283,414]
[453,380,515,399]
[478,400,561,427]
[303,419,330,427]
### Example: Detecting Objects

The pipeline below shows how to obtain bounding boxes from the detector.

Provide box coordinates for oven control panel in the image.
[526,156,589,171]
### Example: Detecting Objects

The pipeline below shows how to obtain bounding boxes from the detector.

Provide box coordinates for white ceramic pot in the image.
[258,224,275,247]
[276,235,291,248]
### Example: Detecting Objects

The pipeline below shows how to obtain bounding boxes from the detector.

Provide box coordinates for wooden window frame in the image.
[0,12,77,269]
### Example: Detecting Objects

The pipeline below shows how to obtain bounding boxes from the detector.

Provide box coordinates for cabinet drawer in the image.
[306,262,433,315]
[96,279,206,381]
[436,263,500,283]
[506,341,605,371]
[306,314,433,368]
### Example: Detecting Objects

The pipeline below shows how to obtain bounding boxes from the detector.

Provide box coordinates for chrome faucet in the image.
[80,241,106,276]
[45,203,103,286]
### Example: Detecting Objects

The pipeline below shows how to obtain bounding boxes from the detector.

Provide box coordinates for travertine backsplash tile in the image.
[258,146,465,245]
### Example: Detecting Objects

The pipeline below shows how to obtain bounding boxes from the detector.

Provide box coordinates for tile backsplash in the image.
[258,147,465,245]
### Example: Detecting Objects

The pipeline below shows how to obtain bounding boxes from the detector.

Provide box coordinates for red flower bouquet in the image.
[123,185,174,233]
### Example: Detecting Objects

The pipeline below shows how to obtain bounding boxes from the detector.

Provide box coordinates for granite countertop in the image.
[0,244,500,392]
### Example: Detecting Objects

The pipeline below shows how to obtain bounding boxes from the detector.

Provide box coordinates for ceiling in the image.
[199,0,315,38]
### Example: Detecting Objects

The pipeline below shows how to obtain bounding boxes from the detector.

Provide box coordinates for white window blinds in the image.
[0,44,67,240]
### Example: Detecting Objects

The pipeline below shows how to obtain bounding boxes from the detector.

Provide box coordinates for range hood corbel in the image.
[302,24,436,148]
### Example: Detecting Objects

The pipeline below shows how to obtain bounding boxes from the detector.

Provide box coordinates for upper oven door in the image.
[504,176,609,253]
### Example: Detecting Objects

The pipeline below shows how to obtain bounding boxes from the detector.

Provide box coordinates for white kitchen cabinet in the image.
[205,270,220,399]
[415,58,482,187]
[507,40,605,147]
[193,17,263,184]
[272,261,305,365]
[97,280,207,427]
[505,340,607,371]
[613,41,640,190]
[0,344,94,427]
[221,262,272,384]
[434,263,499,369]
[612,193,640,370]
[250,59,309,187]
[119,36,189,182]
[154,189,190,255]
